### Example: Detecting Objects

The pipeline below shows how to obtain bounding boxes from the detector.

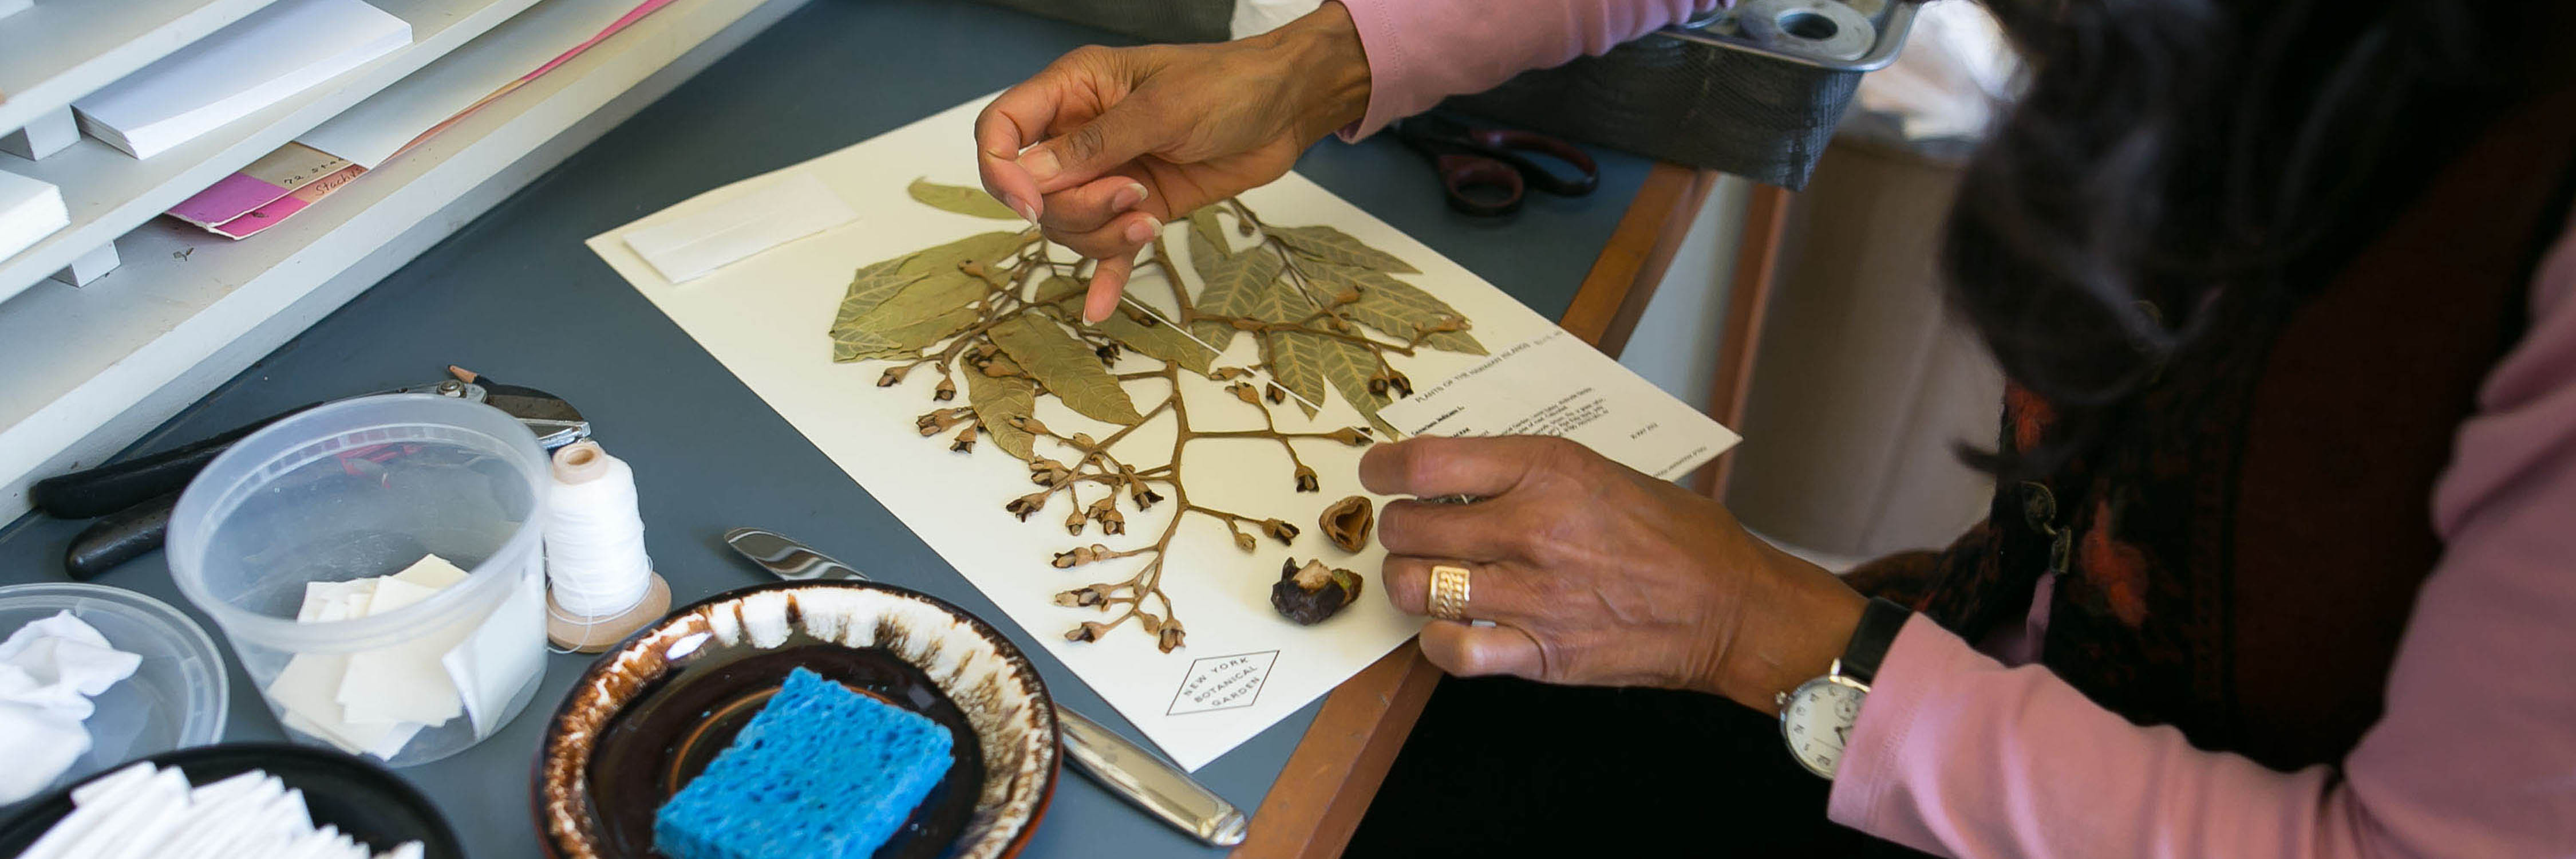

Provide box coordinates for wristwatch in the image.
[1776,597,1912,779]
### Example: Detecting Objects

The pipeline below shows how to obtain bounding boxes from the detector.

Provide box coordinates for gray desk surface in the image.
[0,1,1650,855]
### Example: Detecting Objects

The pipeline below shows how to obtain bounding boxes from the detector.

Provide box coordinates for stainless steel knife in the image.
[722,527,1251,848]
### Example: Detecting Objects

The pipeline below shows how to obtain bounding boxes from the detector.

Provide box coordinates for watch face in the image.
[1781,677,1867,778]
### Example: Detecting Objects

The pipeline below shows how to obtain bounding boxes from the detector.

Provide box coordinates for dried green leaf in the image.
[1267,329,1394,435]
[1309,264,1485,355]
[1188,231,1293,349]
[833,304,979,362]
[967,373,1037,459]
[1188,208,1231,259]
[1267,224,1418,274]
[831,254,927,333]
[1092,313,1213,373]
[989,316,1144,424]
[908,178,1023,220]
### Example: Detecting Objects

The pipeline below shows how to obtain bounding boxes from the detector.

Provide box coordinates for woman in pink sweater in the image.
[978,2,2576,856]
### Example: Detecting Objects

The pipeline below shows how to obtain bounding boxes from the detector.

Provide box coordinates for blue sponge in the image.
[654,667,955,859]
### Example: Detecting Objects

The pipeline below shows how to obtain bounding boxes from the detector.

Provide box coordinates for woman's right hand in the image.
[975,2,1372,323]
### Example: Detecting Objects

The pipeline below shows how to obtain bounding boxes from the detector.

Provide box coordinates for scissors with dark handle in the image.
[35,366,590,578]
[1392,115,1601,216]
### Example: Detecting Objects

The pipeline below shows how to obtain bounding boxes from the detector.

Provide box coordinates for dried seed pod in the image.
[1324,427,1371,447]
[1064,508,1087,535]
[916,410,961,437]
[959,259,987,277]
[1330,317,1352,333]
[1229,382,1261,405]
[1231,531,1258,552]
[1131,484,1164,510]
[1157,621,1186,652]
[1388,371,1414,398]
[1211,367,1253,380]
[1064,621,1108,643]
[933,377,957,401]
[950,426,977,453]
[1320,495,1374,551]
[1071,433,1096,448]
[1367,375,1389,396]
[1293,464,1319,493]
[878,365,910,387]
[1008,492,1051,521]
[1266,384,1286,404]
[1262,518,1300,545]
[1028,458,1072,486]
[1095,343,1120,363]
[1271,558,1364,625]
[1010,415,1052,436]
[1136,613,1163,634]
[1049,545,1098,568]
[1333,288,1362,305]
[1053,586,1105,607]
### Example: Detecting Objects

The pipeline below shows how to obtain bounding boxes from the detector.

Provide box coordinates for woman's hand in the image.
[975,3,1371,323]
[1359,436,1870,712]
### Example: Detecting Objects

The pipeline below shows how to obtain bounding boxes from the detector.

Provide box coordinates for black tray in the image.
[0,742,463,858]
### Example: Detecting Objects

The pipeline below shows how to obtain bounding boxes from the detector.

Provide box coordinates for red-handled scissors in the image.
[1392,115,1601,217]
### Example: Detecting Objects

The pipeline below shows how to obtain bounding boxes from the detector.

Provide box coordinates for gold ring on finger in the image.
[1428,564,1472,622]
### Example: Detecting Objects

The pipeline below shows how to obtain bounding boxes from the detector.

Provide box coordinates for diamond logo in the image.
[1166,650,1279,716]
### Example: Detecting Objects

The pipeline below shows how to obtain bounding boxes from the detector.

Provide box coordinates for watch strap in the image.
[1839,597,1912,686]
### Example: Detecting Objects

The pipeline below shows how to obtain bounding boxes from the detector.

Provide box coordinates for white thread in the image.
[1116,294,1357,425]
[543,448,654,618]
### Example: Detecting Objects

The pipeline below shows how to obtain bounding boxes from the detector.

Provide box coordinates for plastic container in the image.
[0,583,228,799]
[168,394,551,767]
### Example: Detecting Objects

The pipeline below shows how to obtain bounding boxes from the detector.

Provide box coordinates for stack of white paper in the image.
[71,0,413,159]
[18,762,423,859]
[0,168,69,263]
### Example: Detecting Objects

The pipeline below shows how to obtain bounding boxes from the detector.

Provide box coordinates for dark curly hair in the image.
[1941,0,2564,476]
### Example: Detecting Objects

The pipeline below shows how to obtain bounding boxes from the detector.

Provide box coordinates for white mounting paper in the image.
[587,94,1737,770]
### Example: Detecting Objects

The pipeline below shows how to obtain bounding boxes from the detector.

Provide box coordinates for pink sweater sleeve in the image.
[1333,0,1725,139]
[1827,222,2576,857]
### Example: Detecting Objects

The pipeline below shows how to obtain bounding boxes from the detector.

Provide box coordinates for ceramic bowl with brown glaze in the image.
[535,581,1058,859]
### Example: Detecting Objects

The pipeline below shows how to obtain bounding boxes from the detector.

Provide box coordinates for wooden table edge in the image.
[1230,161,1718,858]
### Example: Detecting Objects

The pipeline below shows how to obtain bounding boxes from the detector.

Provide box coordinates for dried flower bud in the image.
[1049,545,1095,568]
[1333,288,1362,305]
[1097,509,1125,535]
[959,259,987,277]
[878,366,910,387]
[1095,344,1120,363]
[1293,465,1319,492]
[1321,495,1374,551]
[1064,621,1107,643]
[1029,458,1071,486]
[1136,613,1163,634]
[1131,484,1164,510]
[1007,491,1050,521]
[1157,621,1186,653]
[1266,384,1286,404]
[1071,433,1096,448]
[950,426,977,453]
[973,342,1001,361]
[1054,586,1105,607]
[1368,375,1389,396]
[1010,415,1052,436]
[1272,558,1364,625]
[933,377,957,401]
[1325,427,1371,447]
[917,410,961,436]
[1064,508,1087,535]
[1211,367,1253,380]
[1388,371,1413,398]
[1232,531,1258,553]
[1330,317,1352,333]
[1262,519,1300,545]
[1229,382,1260,405]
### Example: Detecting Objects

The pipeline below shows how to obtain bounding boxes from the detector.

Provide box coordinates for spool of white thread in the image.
[543,441,671,652]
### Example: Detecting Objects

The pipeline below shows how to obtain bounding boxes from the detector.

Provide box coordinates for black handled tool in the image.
[41,368,590,580]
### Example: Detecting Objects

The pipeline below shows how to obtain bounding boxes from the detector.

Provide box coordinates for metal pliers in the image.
[30,367,590,578]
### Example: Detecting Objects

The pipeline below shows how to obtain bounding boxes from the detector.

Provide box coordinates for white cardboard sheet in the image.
[587,95,1737,769]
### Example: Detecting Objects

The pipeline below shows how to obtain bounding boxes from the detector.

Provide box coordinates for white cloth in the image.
[0,611,143,803]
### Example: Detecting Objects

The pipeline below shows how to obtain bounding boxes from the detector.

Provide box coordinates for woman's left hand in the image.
[1359,436,1870,712]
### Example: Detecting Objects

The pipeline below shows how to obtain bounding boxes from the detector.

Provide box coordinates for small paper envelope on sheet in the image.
[623,172,859,282]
